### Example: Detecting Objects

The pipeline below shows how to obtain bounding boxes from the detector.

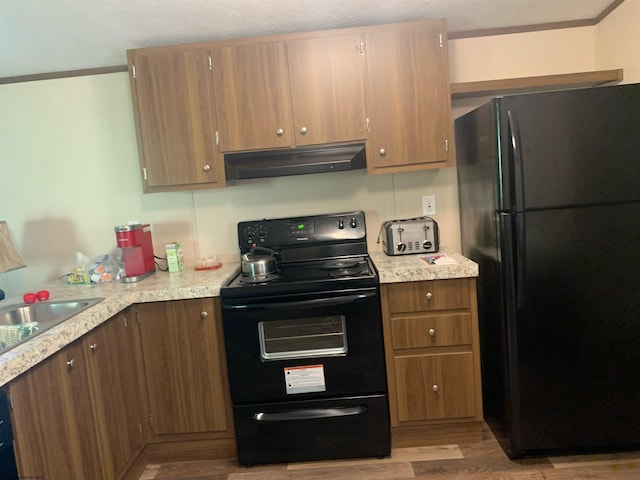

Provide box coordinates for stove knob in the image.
[350,217,358,228]
[338,219,345,229]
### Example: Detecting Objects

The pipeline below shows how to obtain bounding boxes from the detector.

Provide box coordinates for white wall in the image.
[1,11,636,297]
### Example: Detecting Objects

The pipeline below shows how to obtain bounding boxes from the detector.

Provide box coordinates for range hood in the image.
[224,142,366,183]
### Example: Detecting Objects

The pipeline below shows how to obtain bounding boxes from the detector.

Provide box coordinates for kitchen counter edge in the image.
[1,251,478,387]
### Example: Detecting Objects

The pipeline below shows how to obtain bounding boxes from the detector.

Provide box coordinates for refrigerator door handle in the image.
[507,110,527,308]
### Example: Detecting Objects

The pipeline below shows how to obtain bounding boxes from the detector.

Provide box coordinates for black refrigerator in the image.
[455,84,640,458]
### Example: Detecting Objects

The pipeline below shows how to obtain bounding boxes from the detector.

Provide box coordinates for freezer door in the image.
[505,202,640,455]
[498,84,640,211]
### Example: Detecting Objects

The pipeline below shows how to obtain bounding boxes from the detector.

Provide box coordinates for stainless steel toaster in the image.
[380,216,439,256]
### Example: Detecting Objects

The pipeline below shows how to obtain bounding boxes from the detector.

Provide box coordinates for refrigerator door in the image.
[498,84,640,212]
[504,202,640,456]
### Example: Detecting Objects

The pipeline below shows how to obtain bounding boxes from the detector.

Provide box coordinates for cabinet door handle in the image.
[432,384,439,393]
[66,359,75,369]
[203,164,211,172]
[200,311,208,319]
[425,292,433,300]
[300,126,308,135]
[378,148,386,157]
[276,128,284,137]
[428,328,436,337]
[90,343,98,351]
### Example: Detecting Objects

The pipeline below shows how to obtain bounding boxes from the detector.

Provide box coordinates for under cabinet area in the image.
[136,298,234,449]
[127,47,226,193]
[9,308,145,480]
[380,277,483,447]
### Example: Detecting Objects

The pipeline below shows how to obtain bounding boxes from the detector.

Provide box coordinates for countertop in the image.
[0,251,477,387]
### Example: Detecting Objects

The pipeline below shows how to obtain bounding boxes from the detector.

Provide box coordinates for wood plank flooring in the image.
[138,425,640,479]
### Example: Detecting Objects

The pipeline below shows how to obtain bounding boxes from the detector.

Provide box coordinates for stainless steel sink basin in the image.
[0,297,104,353]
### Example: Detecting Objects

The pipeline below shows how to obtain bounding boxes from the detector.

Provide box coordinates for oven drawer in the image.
[386,278,470,313]
[233,394,390,465]
[391,313,472,349]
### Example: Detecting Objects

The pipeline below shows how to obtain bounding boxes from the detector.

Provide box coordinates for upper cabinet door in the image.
[287,35,367,146]
[213,42,295,151]
[129,48,224,191]
[365,20,453,173]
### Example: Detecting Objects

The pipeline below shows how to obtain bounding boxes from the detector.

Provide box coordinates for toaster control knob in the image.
[350,218,358,228]
[338,219,345,229]
[397,243,407,252]
[423,240,432,249]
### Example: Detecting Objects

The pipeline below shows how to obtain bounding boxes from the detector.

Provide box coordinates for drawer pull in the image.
[432,384,439,393]
[66,359,75,369]
[428,328,436,337]
[425,292,433,300]
[200,311,208,319]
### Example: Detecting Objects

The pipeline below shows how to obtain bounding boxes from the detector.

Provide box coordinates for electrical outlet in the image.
[422,195,436,215]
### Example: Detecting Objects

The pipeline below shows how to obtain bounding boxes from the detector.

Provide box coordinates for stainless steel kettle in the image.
[241,247,276,276]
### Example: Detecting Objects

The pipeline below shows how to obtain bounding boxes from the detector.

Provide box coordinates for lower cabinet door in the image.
[394,352,475,422]
[10,342,104,480]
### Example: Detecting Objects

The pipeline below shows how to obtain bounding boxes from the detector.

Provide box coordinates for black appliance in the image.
[455,83,640,458]
[221,211,390,466]
[0,389,18,480]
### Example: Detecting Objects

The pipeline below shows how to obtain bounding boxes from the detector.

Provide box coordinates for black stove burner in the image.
[328,266,367,278]
[322,259,360,270]
[239,272,279,285]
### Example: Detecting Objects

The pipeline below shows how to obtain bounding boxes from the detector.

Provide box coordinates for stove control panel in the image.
[238,211,367,252]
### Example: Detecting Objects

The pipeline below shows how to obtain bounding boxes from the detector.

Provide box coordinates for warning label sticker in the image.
[284,364,326,394]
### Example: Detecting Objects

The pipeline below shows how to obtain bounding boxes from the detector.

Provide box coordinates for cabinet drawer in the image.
[394,352,475,422]
[386,279,470,313]
[391,313,471,349]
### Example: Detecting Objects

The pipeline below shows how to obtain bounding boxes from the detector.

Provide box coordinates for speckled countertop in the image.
[0,251,477,387]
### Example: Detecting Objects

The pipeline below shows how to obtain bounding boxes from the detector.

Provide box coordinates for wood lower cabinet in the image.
[9,307,144,480]
[127,47,225,192]
[380,278,483,447]
[136,298,231,437]
[365,19,453,174]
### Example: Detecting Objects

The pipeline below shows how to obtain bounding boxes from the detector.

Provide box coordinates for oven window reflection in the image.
[259,316,348,361]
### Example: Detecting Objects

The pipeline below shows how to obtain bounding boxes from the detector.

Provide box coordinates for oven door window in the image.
[259,316,348,361]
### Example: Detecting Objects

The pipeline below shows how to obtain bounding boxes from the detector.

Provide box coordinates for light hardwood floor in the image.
[139,425,640,479]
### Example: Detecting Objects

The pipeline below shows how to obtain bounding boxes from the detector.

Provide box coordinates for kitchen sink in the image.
[0,297,104,353]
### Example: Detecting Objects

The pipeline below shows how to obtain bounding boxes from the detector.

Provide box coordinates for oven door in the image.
[221,287,387,404]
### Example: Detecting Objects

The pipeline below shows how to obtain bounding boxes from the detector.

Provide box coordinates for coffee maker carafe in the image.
[115,223,155,282]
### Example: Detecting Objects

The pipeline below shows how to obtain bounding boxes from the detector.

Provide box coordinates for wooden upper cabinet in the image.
[213,34,368,152]
[287,34,367,146]
[213,42,295,151]
[365,20,453,173]
[128,47,225,192]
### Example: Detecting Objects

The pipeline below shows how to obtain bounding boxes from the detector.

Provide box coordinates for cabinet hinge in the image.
[445,139,449,152]
[439,34,443,48]
[123,315,128,328]
[136,308,141,324]
[359,41,365,56]
[139,423,143,433]
[208,55,213,71]
[215,131,220,146]
[366,118,370,131]
[143,167,148,181]
[148,415,153,426]
[132,64,137,79]
[8,394,13,410]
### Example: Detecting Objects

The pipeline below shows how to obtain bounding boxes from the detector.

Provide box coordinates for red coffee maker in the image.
[115,223,156,282]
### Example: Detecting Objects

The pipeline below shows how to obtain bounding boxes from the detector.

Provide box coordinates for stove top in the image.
[221,212,378,299]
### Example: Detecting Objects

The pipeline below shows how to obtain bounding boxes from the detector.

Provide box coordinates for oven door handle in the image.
[253,405,367,422]
[223,292,376,310]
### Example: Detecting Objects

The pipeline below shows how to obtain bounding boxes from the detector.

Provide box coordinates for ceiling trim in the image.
[448,0,625,39]
[0,0,627,85]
